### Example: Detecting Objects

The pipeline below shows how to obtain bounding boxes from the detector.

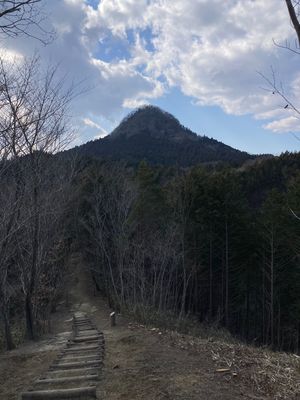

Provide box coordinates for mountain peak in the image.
[72,106,254,167]
[110,105,198,142]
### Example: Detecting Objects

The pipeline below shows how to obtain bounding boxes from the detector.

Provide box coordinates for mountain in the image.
[110,106,198,142]
[72,106,255,166]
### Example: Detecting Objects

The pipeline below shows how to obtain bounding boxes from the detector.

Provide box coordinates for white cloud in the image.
[1,0,300,137]
[82,117,108,138]
[85,0,149,37]
[82,0,300,133]
[0,48,23,63]
[83,117,101,129]
[82,117,108,137]
[264,116,300,133]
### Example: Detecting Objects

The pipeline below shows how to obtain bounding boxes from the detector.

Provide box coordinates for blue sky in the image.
[3,0,300,155]
[151,88,300,155]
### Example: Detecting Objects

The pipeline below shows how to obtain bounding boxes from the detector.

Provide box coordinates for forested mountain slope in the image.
[77,151,300,354]
[71,106,255,166]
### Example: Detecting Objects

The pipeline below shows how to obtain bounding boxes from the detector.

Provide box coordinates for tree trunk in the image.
[245,266,250,341]
[179,238,187,320]
[2,306,15,350]
[262,274,264,344]
[270,231,274,348]
[277,301,281,350]
[225,220,229,328]
[285,0,300,45]
[209,227,213,320]
[25,294,35,340]
[25,180,38,340]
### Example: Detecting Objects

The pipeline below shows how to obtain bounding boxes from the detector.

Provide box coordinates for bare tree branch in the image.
[290,207,300,220]
[286,0,300,45]
[0,1,54,43]
[0,55,78,158]
[258,68,300,116]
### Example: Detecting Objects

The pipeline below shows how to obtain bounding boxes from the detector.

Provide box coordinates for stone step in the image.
[73,326,94,331]
[72,336,101,343]
[76,330,98,336]
[56,357,102,365]
[73,325,93,329]
[63,345,102,353]
[50,360,103,370]
[66,342,103,348]
[61,354,101,362]
[56,356,102,364]
[21,386,96,399]
[67,341,102,349]
[62,351,104,360]
[73,320,90,324]
[47,367,99,377]
[65,342,101,348]
[62,349,104,358]
[73,324,92,328]
[74,320,90,323]
[62,347,101,354]
[75,326,95,330]
[20,313,103,400]
[36,374,99,385]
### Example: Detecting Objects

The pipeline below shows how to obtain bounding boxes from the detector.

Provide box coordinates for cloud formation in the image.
[2,0,300,136]
[83,117,108,138]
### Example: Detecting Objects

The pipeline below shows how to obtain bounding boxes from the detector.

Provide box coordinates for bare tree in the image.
[0,165,23,349]
[82,163,136,308]
[258,1,300,219]
[260,1,300,96]
[0,0,53,42]
[80,163,189,322]
[0,54,76,340]
[16,154,75,338]
[0,55,75,157]
[258,1,300,146]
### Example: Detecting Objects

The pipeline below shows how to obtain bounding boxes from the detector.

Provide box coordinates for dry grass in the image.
[0,320,25,351]
[150,328,300,400]
[125,305,235,342]
[123,306,300,399]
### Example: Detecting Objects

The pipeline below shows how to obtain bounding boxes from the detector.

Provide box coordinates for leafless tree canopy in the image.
[0,55,76,159]
[0,1,53,42]
[0,54,77,346]
[258,1,300,136]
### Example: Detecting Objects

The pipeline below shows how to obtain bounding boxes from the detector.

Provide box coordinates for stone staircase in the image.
[20,312,104,399]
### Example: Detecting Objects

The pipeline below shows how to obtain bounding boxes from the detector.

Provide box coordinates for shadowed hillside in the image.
[71,106,255,166]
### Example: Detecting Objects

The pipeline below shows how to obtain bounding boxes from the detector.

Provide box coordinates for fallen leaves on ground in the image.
[147,328,300,400]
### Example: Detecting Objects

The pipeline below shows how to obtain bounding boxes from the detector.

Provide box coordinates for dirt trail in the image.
[0,256,267,399]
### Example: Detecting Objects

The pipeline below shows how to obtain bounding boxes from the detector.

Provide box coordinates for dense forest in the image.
[75,153,300,353]
[3,132,300,354]
[1,0,300,361]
